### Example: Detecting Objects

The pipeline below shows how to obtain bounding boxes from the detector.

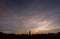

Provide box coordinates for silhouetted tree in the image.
[0,32,60,39]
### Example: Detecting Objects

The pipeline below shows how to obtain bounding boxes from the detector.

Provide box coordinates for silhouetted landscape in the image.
[0,0,60,39]
[0,32,60,39]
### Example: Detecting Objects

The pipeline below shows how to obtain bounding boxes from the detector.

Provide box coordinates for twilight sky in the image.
[0,0,60,34]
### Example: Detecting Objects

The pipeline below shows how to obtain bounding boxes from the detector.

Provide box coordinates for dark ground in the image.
[0,32,60,39]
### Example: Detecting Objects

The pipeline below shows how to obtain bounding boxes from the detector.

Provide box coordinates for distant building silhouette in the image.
[29,31,31,35]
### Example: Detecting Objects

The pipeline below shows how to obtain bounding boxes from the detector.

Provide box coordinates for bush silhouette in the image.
[0,32,60,39]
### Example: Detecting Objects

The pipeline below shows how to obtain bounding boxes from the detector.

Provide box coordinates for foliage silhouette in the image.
[0,32,60,39]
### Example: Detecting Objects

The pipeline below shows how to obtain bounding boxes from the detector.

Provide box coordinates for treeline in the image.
[0,32,60,39]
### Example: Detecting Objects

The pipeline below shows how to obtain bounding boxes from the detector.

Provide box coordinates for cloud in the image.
[0,0,60,34]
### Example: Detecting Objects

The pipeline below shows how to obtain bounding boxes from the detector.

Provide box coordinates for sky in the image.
[0,0,60,34]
